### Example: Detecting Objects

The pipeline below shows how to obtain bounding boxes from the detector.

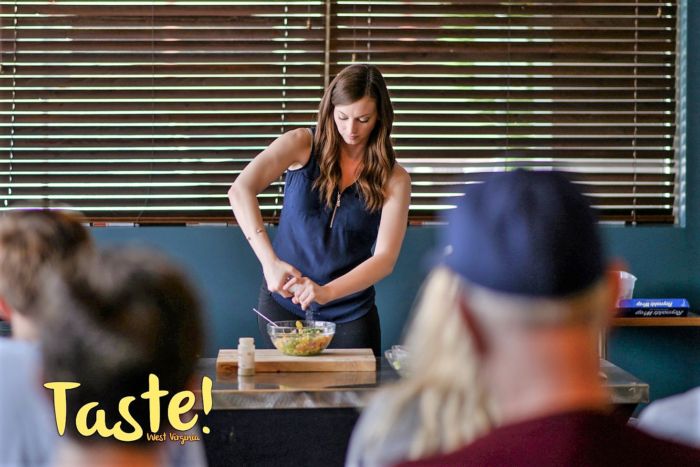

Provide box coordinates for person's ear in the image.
[458,293,489,357]
[0,297,14,322]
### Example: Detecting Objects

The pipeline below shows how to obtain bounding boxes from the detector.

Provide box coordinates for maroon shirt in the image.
[397,410,700,467]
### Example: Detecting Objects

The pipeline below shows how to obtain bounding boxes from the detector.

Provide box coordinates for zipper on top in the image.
[329,190,341,229]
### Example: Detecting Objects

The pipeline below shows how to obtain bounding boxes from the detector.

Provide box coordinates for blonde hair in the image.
[362,267,495,460]
[313,64,395,212]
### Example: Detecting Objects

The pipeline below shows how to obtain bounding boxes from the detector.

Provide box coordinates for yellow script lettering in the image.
[168,391,197,431]
[140,373,168,433]
[44,382,81,436]
[116,396,143,442]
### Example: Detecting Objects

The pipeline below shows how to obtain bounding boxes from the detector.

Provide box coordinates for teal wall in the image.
[91,2,699,404]
[603,0,700,403]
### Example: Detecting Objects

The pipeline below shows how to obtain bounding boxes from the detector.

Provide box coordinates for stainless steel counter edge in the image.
[195,390,372,410]
[193,358,650,410]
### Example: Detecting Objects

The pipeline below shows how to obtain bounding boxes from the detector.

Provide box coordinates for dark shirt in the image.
[397,410,700,467]
[272,129,381,323]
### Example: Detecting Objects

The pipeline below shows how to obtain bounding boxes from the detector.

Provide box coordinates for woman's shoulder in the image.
[386,162,411,194]
[390,162,410,181]
[284,127,313,142]
[282,128,314,171]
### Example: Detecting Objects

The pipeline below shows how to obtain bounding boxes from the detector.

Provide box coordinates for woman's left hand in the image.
[283,276,332,310]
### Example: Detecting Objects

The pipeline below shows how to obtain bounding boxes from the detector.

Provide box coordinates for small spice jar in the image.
[238,374,255,391]
[238,337,255,376]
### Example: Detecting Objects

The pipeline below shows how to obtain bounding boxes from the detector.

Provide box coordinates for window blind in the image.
[0,0,680,224]
[0,0,326,222]
[334,0,679,223]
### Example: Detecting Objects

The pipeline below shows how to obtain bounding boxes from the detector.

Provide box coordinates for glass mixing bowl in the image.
[267,320,335,356]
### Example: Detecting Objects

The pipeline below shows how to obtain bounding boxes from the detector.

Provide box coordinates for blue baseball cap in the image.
[440,170,605,297]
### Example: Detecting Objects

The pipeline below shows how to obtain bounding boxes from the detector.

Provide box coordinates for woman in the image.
[228,64,411,356]
[345,267,496,466]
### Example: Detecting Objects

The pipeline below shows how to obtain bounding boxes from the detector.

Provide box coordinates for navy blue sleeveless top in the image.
[271,130,382,323]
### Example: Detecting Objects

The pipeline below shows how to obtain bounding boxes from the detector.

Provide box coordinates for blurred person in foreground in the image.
[0,209,91,341]
[345,266,495,467]
[39,247,206,467]
[397,170,700,466]
[0,209,92,467]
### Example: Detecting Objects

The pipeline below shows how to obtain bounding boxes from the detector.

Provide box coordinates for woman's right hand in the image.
[263,258,302,298]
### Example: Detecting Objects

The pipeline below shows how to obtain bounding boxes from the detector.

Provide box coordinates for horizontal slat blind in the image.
[0,0,326,222]
[334,0,678,223]
[0,0,679,224]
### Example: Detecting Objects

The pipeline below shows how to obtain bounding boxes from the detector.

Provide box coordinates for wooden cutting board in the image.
[216,348,376,376]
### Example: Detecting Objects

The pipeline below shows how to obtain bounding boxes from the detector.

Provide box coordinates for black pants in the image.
[256,283,381,356]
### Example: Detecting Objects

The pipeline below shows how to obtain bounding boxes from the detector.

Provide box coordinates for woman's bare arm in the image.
[228,128,312,296]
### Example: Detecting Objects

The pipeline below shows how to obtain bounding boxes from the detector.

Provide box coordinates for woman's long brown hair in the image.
[313,64,395,212]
